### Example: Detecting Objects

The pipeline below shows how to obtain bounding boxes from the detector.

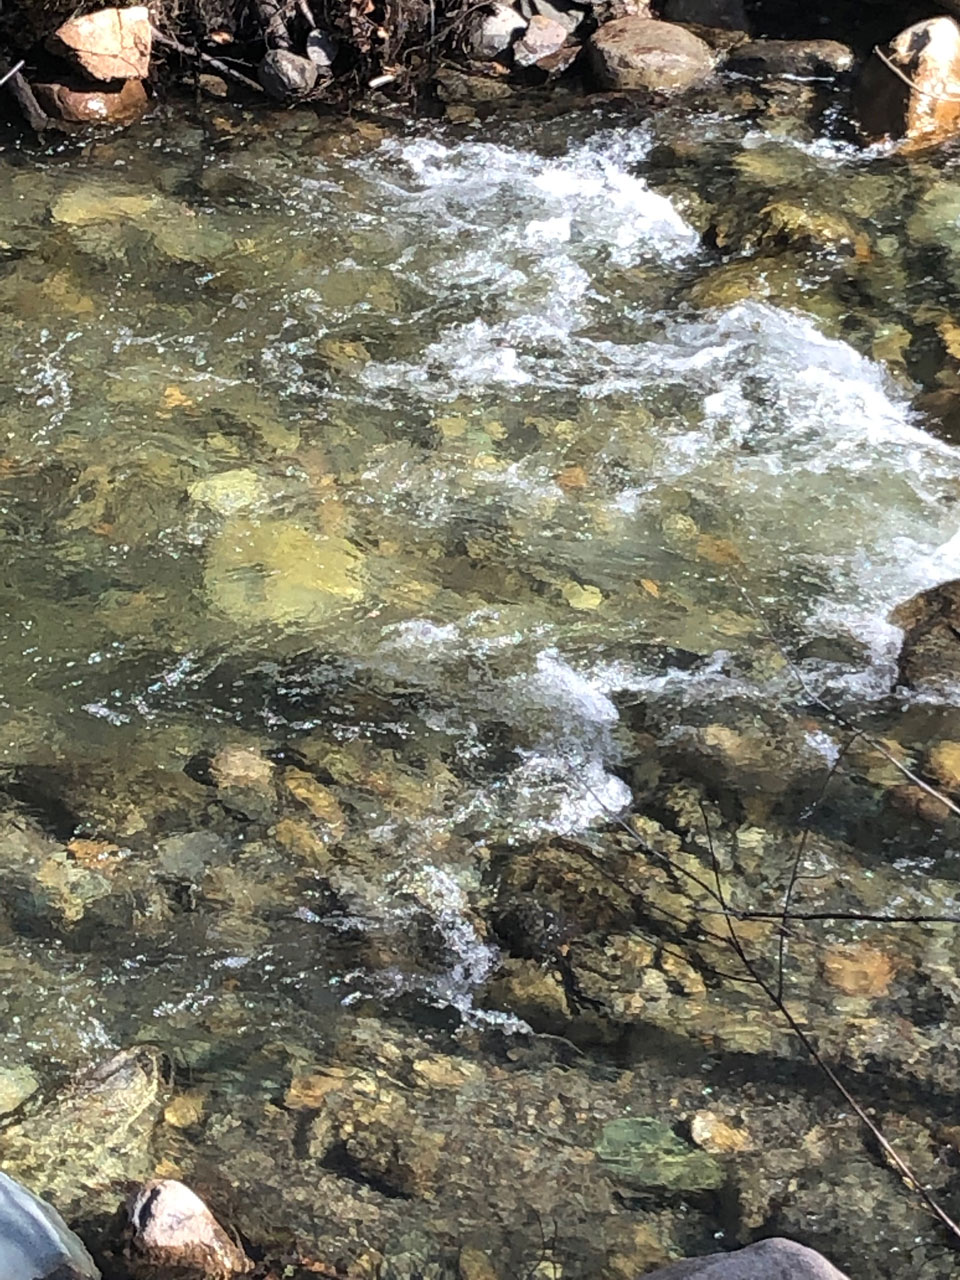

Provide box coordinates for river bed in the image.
[1,80,960,1278]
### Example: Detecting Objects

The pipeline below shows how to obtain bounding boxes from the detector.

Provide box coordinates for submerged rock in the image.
[639,1238,849,1278]
[724,38,853,77]
[0,1171,99,1280]
[892,579,960,691]
[857,17,960,151]
[0,1048,169,1219]
[48,6,152,81]
[127,1179,252,1279]
[588,17,714,92]
[596,1117,724,1193]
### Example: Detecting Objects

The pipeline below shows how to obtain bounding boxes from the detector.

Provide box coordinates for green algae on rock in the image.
[596,1117,725,1193]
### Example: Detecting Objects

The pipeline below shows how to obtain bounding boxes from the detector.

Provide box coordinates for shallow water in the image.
[2,87,960,1276]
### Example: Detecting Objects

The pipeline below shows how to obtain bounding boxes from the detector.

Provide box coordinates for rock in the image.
[188,468,268,516]
[514,13,569,66]
[856,17,960,151]
[725,38,853,77]
[258,48,319,100]
[48,6,151,81]
[0,1065,39,1116]
[821,944,897,997]
[892,579,960,690]
[204,517,364,628]
[689,1109,750,1154]
[0,1048,169,1218]
[127,1179,252,1279]
[0,1170,100,1279]
[209,745,274,792]
[636,1238,849,1279]
[305,28,338,71]
[588,18,714,93]
[661,0,747,32]
[32,78,148,125]
[467,4,527,59]
[433,67,515,100]
[519,0,585,35]
[928,740,960,791]
[596,1117,724,1193]
[197,73,229,98]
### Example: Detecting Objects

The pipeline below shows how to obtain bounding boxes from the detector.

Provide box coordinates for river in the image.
[1,83,960,1278]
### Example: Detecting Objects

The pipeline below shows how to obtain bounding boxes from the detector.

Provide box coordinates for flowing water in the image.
[2,83,960,1277]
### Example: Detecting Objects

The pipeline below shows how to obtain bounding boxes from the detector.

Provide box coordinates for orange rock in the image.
[49,6,152,81]
[927,740,960,791]
[821,943,897,997]
[856,17,960,151]
[556,464,589,492]
[33,78,148,125]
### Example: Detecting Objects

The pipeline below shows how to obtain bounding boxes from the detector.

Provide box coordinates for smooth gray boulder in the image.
[0,1171,100,1279]
[640,1238,849,1280]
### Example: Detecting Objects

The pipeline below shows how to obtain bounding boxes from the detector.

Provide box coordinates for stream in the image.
[2,78,960,1278]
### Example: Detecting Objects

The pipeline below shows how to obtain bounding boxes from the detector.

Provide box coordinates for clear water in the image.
[1,90,960,1277]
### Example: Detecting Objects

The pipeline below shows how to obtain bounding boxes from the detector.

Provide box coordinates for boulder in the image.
[588,17,713,91]
[0,1171,100,1279]
[724,38,853,77]
[514,13,569,65]
[518,0,586,35]
[856,17,960,151]
[467,3,527,58]
[638,1238,849,1279]
[257,48,319,99]
[127,1180,252,1279]
[31,78,148,125]
[661,0,747,32]
[48,7,151,82]
[892,578,960,690]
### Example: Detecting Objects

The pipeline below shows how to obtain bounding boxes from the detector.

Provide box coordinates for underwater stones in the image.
[0,1048,168,1219]
[892,579,960,691]
[282,769,347,840]
[126,1179,252,1279]
[0,1171,100,1280]
[725,38,853,78]
[588,18,714,93]
[486,958,570,1033]
[638,1238,849,1279]
[0,1065,39,1116]
[857,18,960,151]
[49,7,151,81]
[596,1117,724,1193]
[209,745,274,793]
[689,1109,750,1154]
[821,944,897,998]
[188,468,268,516]
[204,517,363,629]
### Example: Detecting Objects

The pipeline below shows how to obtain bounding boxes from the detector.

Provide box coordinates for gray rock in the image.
[514,13,569,65]
[0,1171,100,1279]
[305,28,338,71]
[518,0,586,35]
[588,17,714,91]
[638,1238,849,1279]
[661,0,747,32]
[467,4,527,58]
[724,38,853,77]
[258,48,319,99]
